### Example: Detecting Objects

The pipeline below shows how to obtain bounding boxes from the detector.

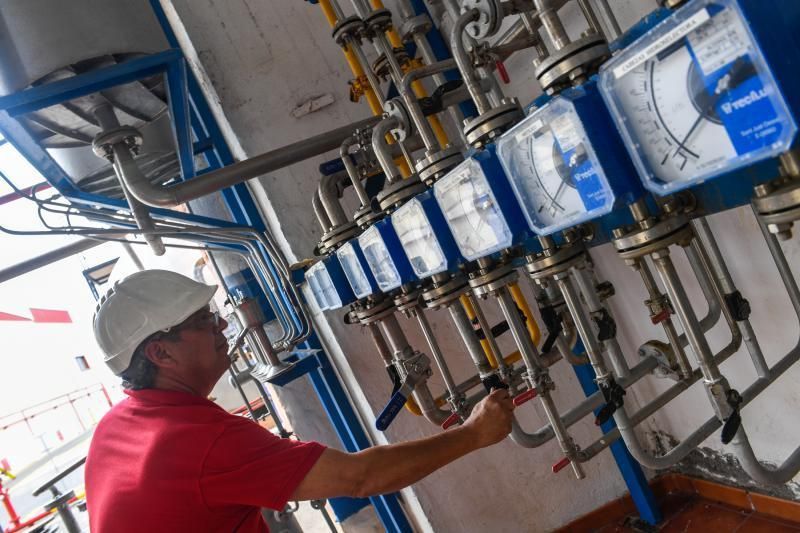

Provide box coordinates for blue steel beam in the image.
[570,339,662,525]
[0,50,184,116]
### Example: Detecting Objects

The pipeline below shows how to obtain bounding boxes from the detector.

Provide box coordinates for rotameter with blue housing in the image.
[357,218,418,293]
[304,263,330,311]
[433,145,530,262]
[304,256,356,311]
[599,0,800,196]
[497,81,645,237]
[336,239,380,300]
[391,190,465,280]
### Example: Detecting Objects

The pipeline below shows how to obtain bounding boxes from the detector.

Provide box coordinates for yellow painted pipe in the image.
[318,0,412,177]
[509,283,541,346]
[459,295,499,368]
[369,0,450,150]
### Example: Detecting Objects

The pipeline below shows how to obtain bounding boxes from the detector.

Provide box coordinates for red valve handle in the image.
[513,389,538,406]
[552,457,571,473]
[651,308,671,325]
[496,60,510,84]
[441,413,461,430]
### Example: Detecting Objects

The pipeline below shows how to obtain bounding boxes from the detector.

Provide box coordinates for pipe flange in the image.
[375,174,426,212]
[525,243,587,280]
[364,8,393,38]
[332,16,365,47]
[463,99,523,148]
[422,275,469,309]
[354,205,383,229]
[613,215,694,260]
[383,98,411,141]
[462,0,501,40]
[372,47,411,80]
[469,264,517,297]
[533,35,609,93]
[753,180,800,227]
[399,14,432,42]
[415,146,463,185]
[92,126,142,159]
[354,297,396,324]
[394,289,422,313]
[320,221,359,252]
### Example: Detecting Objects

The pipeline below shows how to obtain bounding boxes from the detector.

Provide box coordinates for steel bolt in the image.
[754,183,774,198]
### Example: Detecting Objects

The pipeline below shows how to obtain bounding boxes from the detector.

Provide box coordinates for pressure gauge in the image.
[336,241,376,299]
[391,196,451,279]
[497,97,615,235]
[599,0,797,195]
[433,157,513,261]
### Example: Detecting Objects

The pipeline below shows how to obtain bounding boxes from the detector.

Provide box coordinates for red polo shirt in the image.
[85,388,325,532]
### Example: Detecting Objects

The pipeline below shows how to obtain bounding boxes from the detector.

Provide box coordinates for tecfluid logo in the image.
[720,88,768,115]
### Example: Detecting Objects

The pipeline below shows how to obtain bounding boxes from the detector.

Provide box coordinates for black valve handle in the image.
[721,389,743,444]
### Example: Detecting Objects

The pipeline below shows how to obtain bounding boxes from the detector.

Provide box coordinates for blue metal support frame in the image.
[570,339,662,525]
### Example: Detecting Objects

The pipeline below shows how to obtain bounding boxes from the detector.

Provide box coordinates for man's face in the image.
[157,306,230,388]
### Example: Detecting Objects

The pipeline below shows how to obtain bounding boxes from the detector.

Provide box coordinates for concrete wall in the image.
[165,0,800,531]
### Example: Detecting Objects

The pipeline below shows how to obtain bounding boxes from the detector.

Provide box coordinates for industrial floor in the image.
[578,491,800,532]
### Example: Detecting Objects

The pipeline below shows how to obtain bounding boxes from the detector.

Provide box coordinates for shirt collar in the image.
[124,388,224,410]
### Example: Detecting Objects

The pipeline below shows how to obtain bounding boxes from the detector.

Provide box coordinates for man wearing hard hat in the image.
[85,269,514,532]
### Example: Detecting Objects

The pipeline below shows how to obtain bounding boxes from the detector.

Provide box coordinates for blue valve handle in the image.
[376,389,410,431]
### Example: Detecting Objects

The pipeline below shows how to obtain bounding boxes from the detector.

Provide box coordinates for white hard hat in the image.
[93,269,217,375]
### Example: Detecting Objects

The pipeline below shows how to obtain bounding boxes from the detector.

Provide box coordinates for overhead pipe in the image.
[0,238,104,284]
[93,104,166,255]
[122,115,382,208]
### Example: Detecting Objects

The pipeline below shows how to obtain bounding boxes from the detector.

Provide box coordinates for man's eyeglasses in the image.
[160,308,221,335]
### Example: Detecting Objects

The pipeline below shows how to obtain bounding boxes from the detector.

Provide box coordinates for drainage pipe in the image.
[693,219,770,378]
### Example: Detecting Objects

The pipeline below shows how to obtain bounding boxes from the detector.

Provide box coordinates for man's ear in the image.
[143,340,177,369]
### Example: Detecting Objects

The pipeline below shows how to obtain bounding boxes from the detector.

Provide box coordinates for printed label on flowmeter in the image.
[612,8,710,79]
[688,7,750,75]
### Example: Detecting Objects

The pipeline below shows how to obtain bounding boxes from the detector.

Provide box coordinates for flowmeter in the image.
[304,257,356,311]
[599,0,798,196]
[497,83,642,236]
[357,218,417,293]
[336,240,380,299]
[391,191,464,279]
[433,147,529,261]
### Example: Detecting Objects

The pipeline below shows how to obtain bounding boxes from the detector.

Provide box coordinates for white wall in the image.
[164,0,800,530]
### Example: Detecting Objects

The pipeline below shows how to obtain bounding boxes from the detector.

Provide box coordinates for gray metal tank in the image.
[0,0,181,197]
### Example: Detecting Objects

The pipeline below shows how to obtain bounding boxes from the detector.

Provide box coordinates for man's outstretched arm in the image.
[291,388,514,500]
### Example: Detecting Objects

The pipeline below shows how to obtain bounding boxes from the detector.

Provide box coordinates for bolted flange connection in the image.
[92,126,142,161]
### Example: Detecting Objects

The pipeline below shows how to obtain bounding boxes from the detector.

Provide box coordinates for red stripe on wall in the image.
[29,308,72,323]
[0,311,30,322]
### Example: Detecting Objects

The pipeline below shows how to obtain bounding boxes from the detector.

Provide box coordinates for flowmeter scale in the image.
[433,148,528,261]
[336,240,378,299]
[497,97,615,235]
[357,219,417,293]
[599,0,797,195]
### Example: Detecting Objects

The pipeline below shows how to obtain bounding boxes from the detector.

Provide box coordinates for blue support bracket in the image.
[570,339,662,526]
